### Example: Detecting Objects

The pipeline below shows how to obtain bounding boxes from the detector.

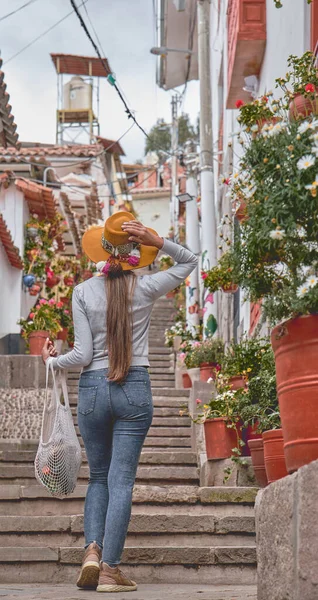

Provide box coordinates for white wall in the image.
[0,185,31,338]
[131,196,170,238]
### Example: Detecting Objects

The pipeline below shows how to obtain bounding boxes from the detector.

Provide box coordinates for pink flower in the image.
[179,352,186,362]
[102,262,111,275]
[193,341,201,347]
[56,302,63,308]
[305,83,315,93]
[224,178,231,185]
[48,298,56,306]
[64,310,70,315]
[201,271,208,280]
[127,255,140,266]
[196,399,202,405]
[29,312,35,319]
[235,99,244,109]
[39,299,47,305]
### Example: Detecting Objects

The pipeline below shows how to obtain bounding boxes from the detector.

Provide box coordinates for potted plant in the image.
[236,95,277,130]
[195,373,243,460]
[185,338,224,382]
[238,356,287,485]
[202,252,239,294]
[159,255,174,271]
[276,52,318,120]
[226,108,318,474]
[18,299,62,355]
[221,337,272,391]
[54,300,72,341]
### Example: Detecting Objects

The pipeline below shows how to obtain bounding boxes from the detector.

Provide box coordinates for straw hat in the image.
[82,211,159,270]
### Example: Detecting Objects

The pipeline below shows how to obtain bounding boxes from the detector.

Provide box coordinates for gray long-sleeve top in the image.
[49,238,198,372]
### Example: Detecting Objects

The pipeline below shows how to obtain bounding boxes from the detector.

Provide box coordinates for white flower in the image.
[269,229,286,240]
[298,121,310,134]
[297,155,316,170]
[298,119,318,134]
[310,132,318,142]
[297,284,309,298]
[207,377,213,384]
[296,227,306,238]
[305,275,318,289]
[311,146,318,156]
[251,124,259,132]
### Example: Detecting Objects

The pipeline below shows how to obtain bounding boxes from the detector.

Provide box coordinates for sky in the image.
[0,0,200,163]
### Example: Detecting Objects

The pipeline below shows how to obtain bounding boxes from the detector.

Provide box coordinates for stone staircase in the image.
[0,297,257,584]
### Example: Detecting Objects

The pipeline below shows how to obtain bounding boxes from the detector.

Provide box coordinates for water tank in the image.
[63,76,92,111]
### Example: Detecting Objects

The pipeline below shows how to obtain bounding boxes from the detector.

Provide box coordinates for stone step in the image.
[0,450,197,466]
[0,484,257,517]
[148,367,175,374]
[0,465,199,485]
[0,513,255,536]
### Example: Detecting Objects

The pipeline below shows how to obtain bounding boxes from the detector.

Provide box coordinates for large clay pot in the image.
[200,363,219,382]
[221,283,239,294]
[235,200,247,224]
[57,327,68,342]
[204,417,238,460]
[29,331,49,356]
[271,315,318,473]
[289,93,318,120]
[248,438,268,488]
[263,428,288,484]
[182,372,192,389]
[229,376,246,391]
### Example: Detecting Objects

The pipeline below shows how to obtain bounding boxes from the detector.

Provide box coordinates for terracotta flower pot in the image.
[229,376,246,391]
[241,422,262,457]
[57,327,68,342]
[221,283,238,294]
[235,200,247,223]
[182,372,192,389]
[29,331,49,356]
[204,417,238,460]
[46,275,60,289]
[289,92,318,120]
[263,428,288,484]
[200,363,219,382]
[63,276,74,287]
[271,314,318,473]
[248,438,268,488]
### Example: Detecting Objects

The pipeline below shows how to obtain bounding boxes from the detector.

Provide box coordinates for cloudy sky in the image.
[1,0,200,162]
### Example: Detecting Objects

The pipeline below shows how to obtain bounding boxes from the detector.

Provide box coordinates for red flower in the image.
[235,99,244,109]
[56,301,64,309]
[305,83,315,93]
[29,312,35,319]
[262,96,269,103]
[224,178,231,185]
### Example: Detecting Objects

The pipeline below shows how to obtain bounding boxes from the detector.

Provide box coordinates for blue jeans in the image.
[77,367,153,566]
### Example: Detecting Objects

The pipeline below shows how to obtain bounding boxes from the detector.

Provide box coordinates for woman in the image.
[43,212,198,593]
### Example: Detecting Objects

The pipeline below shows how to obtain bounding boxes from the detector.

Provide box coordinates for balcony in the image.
[227,0,266,108]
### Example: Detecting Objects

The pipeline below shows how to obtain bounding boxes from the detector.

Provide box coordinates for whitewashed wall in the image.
[0,185,31,339]
[131,195,170,238]
[211,0,312,341]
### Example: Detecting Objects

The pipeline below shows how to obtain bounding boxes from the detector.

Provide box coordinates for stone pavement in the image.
[0,584,257,599]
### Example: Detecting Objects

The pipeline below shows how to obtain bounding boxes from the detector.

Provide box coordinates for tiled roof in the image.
[0,213,23,269]
[0,59,19,148]
[0,144,104,160]
[15,178,58,221]
[51,54,111,78]
[97,137,125,156]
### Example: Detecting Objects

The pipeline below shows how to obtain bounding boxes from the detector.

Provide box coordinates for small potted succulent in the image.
[18,299,62,355]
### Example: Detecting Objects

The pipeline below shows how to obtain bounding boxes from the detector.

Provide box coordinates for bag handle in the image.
[46,359,70,410]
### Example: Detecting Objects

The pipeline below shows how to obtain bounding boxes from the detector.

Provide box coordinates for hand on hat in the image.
[121,221,164,249]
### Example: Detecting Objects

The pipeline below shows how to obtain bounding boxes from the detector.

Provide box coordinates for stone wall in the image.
[0,356,46,441]
[255,459,318,600]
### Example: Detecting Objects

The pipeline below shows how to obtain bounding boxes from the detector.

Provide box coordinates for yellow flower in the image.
[263,158,269,164]
[247,368,252,372]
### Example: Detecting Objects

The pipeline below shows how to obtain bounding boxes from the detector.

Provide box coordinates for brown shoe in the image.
[77,542,101,589]
[97,562,137,593]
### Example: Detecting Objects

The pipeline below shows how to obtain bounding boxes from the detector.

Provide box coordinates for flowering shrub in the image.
[159,255,174,270]
[221,337,272,380]
[276,52,318,101]
[220,101,318,323]
[202,252,239,293]
[24,215,67,281]
[236,95,276,129]
[184,338,224,369]
[18,300,63,341]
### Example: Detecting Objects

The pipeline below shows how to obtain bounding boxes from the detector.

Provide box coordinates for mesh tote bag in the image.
[34,360,82,498]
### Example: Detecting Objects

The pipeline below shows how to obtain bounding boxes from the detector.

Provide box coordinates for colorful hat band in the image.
[99,234,141,270]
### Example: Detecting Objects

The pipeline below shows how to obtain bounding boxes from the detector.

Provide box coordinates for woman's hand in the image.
[42,338,58,365]
[121,221,164,249]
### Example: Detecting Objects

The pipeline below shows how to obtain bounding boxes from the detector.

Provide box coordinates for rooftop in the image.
[0,59,19,149]
[50,53,111,78]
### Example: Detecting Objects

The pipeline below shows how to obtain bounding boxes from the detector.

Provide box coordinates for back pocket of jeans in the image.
[120,379,152,408]
[78,385,98,415]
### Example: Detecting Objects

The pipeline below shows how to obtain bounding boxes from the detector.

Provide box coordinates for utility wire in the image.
[0,0,38,23]
[3,0,88,65]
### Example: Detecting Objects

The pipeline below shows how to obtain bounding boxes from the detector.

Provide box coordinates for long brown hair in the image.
[105,261,136,383]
